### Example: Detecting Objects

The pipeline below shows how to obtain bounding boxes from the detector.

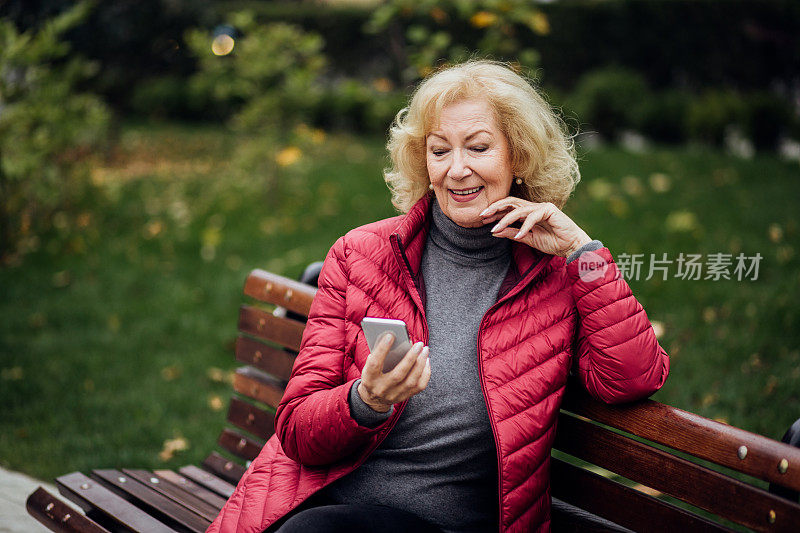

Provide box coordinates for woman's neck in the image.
[428,200,510,264]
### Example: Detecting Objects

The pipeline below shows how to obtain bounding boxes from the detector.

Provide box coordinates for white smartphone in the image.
[360,317,413,373]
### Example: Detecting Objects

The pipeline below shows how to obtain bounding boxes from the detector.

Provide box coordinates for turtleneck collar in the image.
[428,199,511,265]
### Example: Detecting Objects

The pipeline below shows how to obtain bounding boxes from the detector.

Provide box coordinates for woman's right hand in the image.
[357,334,431,412]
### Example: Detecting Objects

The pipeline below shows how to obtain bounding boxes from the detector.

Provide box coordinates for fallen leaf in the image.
[207,367,225,382]
[159,436,189,461]
[649,173,672,193]
[145,220,163,238]
[587,179,612,201]
[665,210,699,233]
[161,365,182,381]
[52,271,71,288]
[768,223,783,243]
[701,393,717,408]
[764,376,778,396]
[208,395,224,411]
[621,175,643,196]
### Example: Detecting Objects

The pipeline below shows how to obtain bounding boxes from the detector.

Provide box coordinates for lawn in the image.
[1,120,798,481]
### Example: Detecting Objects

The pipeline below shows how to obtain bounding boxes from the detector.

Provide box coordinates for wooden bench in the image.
[27,268,800,532]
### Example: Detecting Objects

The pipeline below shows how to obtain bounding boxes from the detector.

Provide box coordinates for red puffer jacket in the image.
[208,195,669,533]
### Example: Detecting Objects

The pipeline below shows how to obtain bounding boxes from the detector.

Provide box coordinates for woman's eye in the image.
[471,146,488,153]
[431,149,448,156]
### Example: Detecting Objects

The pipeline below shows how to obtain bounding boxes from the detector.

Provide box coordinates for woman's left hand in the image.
[481,197,592,258]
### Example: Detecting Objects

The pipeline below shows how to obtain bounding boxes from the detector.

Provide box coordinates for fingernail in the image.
[422,346,429,358]
[480,208,490,216]
[514,231,524,239]
[382,333,395,345]
[491,223,500,233]
[414,341,424,352]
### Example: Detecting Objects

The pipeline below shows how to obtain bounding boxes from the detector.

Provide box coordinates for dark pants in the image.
[274,503,444,533]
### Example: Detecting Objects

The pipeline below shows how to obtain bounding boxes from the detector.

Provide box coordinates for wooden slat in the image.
[550,458,731,532]
[122,470,219,522]
[226,396,276,441]
[202,452,247,484]
[244,269,317,316]
[91,469,209,533]
[235,335,295,381]
[56,472,175,533]
[562,378,800,491]
[554,414,800,532]
[26,486,112,533]
[153,470,226,511]
[238,305,305,352]
[233,366,286,409]
[178,465,235,499]
[218,428,264,461]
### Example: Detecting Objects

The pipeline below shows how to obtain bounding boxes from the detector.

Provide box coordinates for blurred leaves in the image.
[275,146,302,168]
[1,367,24,380]
[366,0,547,82]
[185,14,326,133]
[567,68,649,140]
[183,13,335,205]
[0,2,111,263]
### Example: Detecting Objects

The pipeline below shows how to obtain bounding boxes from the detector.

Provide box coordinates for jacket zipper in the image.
[312,237,428,497]
[394,232,549,532]
[347,235,429,455]
[477,256,551,533]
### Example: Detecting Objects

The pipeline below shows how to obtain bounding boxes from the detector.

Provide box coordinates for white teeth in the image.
[451,187,482,195]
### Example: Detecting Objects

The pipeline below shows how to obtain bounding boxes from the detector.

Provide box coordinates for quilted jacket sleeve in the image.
[274,236,390,465]
[566,246,670,404]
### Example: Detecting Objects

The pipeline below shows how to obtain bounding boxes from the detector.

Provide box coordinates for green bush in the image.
[312,79,407,134]
[567,67,650,140]
[0,3,111,262]
[633,90,691,145]
[686,90,747,146]
[185,12,326,133]
[129,75,216,120]
[366,0,547,84]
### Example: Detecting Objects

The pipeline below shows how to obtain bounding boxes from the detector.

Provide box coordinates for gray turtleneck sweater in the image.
[321,201,602,531]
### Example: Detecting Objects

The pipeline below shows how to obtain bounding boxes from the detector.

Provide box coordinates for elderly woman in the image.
[208,60,669,533]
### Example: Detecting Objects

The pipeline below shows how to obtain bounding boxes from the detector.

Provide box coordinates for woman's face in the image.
[426,98,514,228]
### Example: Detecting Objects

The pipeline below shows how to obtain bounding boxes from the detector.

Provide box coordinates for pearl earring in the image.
[515,177,523,185]
[429,183,434,190]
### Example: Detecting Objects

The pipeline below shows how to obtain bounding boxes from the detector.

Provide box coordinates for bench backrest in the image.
[211,269,800,532]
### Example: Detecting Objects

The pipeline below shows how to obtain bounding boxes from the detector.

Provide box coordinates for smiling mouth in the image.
[450,186,483,196]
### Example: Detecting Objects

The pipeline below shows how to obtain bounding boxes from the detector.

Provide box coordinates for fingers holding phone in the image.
[358,319,431,412]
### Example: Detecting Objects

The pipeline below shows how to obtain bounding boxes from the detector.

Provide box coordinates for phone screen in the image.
[360,317,413,373]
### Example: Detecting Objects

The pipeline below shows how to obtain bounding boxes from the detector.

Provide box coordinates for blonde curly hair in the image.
[385,60,580,212]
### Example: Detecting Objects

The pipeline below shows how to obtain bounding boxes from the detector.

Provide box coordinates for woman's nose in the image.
[447,150,472,180]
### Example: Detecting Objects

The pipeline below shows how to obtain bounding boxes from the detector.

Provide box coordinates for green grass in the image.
[1,121,799,481]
